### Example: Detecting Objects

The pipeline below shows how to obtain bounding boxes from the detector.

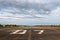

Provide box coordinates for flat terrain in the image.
[0,28,60,40]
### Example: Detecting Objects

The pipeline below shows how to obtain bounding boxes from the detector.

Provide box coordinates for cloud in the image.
[49,7,60,20]
[40,7,60,25]
[0,0,52,15]
[0,0,59,15]
[0,7,46,19]
[0,0,60,25]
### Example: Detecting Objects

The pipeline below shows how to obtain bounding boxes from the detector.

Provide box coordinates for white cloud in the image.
[0,0,60,25]
[15,0,48,4]
[0,7,47,19]
[49,7,60,19]
[41,7,60,24]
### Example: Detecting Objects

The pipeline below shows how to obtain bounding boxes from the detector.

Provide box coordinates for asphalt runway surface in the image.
[0,28,60,40]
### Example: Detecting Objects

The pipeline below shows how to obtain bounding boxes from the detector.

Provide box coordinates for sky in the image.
[0,0,60,25]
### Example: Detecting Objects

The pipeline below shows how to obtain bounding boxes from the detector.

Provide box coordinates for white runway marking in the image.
[10,30,44,34]
[10,30,27,34]
[38,30,44,34]
[34,30,44,34]
[18,30,27,34]
[11,30,20,34]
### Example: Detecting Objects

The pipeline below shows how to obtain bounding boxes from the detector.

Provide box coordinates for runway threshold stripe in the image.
[10,30,27,34]
[18,30,27,34]
[38,30,44,34]
[11,30,20,34]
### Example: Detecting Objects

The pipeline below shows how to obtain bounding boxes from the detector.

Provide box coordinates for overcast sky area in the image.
[0,0,60,25]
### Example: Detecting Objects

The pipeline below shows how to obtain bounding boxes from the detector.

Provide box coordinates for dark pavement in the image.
[0,28,60,40]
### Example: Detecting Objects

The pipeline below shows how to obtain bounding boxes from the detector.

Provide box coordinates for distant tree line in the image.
[0,24,29,28]
[0,24,3,27]
[0,24,19,28]
[0,24,60,28]
[32,25,60,27]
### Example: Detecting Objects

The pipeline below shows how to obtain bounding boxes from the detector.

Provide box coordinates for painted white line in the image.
[11,30,20,34]
[18,30,27,34]
[38,30,44,34]
[34,30,44,34]
[10,30,27,34]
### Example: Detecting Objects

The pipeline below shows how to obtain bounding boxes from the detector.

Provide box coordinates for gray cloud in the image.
[0,0,60,13]
[0,0,60,25]
[0,0,60,15]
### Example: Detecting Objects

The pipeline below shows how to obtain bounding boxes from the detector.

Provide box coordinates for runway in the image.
[0,28,60,40]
